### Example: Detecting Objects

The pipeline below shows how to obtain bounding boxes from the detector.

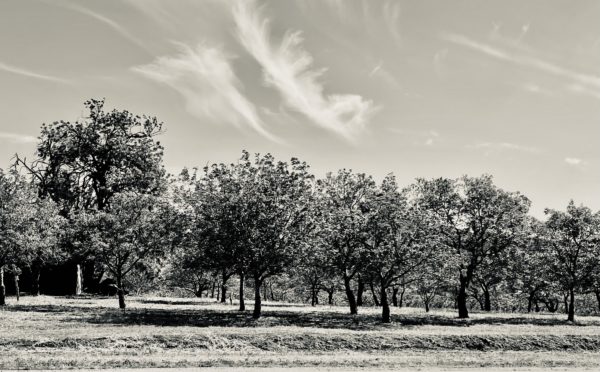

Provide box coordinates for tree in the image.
[315,170,375,315]
[0,169,63,304]
[75,193,183,308]
[197,152,313,318]
[544,201,600,321]
[18,195,65,296]
[16,99,167,293]
[362,175,437,322]
[508,219,555,313]
[413,175,531,318]
[18,99,166,212]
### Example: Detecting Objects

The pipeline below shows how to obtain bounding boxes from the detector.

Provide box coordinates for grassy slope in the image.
[1,296,600,370]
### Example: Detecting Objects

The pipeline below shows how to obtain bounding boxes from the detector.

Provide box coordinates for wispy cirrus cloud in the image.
[442,32,600,90]
[0,132,37,144]
[132,43,278,142]
[53,1,150,52]
[0,61,68,83]
[232,0,377,142]
[467,142,540,156]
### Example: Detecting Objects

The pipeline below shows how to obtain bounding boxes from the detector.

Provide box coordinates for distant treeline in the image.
[1,99,599,323]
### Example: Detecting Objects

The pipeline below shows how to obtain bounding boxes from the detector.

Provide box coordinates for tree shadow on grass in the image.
[4,303,598,329]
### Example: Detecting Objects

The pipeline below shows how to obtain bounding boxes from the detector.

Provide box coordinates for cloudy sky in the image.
[1,0,599,217]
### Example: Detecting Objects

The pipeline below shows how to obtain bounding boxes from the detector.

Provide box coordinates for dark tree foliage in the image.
[17,99,166,214]
[544,201,600,321]
[413,175,531,318]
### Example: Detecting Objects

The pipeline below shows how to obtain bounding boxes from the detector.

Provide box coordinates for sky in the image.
[0,0,599,218]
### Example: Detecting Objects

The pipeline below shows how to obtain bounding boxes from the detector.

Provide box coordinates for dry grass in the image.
[1,295,600,370]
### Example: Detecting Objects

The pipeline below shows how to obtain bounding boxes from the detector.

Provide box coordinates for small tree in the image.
[544,201,600,321]
[77,193,183,308]
[0,169,63,304]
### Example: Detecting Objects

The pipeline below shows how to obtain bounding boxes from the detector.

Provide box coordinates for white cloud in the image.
[564,157,582,166]
[232,0,377,142]
[133,43,279,142]
[382,1,401,45]
[0,132,37,144]
[567,83,600,100]
[442,33,600,90]
[522,83,554,96]
[0,61,67,83]
[56,2,149,52]
[468,142,540,155]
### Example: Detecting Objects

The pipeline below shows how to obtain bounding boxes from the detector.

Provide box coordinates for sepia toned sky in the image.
[1,0,599,218]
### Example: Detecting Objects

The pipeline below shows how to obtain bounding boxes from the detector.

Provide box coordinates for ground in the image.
[1,296,600,370]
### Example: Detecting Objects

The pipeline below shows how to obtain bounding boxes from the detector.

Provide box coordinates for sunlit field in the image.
[1,295,600,370]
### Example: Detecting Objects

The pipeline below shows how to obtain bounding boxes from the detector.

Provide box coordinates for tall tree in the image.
[196,152,313,318]
[16,99,167,293]
[362,175,437,322]
[544,201,600,321]
[18,99,166,213]
[315,170,375,315]
[413,175,530,318]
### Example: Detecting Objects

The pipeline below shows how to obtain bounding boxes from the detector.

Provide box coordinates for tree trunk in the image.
[563,292,569,315]
[595,290,600,312]
[0,267,5,306]
[327,289,334,305]
[380,285,390,323]
[343,274,358,315]
[269,282,275,301]
[535,301,540,312]
[75,264,82,296]
[425,301,430,312]
[568,287,575,322]
[220,271,228,304]
[398,286,406,308]
[356,276,364,306]
[263,280,268,302]
[13,273,19,302]
[116,276,126,309]
[311,285,316,306]
[457,274,469,319]
[253,277,262,319]
[211,280,216,298]
[527,292,535,313]
[239,273,245,311]
[391,286,399,307]
[370,282,380,306]
[32,265,41,296]
[483,289,491,312]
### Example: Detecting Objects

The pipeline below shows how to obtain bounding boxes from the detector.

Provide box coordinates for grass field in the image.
[1,295,600,370]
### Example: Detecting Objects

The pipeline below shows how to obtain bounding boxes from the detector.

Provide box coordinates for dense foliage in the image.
[2,99,600,322]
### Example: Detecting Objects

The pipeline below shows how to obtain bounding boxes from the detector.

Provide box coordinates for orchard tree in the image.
[19,196,65,296]
[509,219,555,312]
[190,162,250,307]
[362,174,438,322]
[544,201,600,321]
[76,193,184,308]
[315,170,375,315]
[413,175,530,318]
[0,169,64,303]
[195,152,313,318]
[235,152,313,318]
